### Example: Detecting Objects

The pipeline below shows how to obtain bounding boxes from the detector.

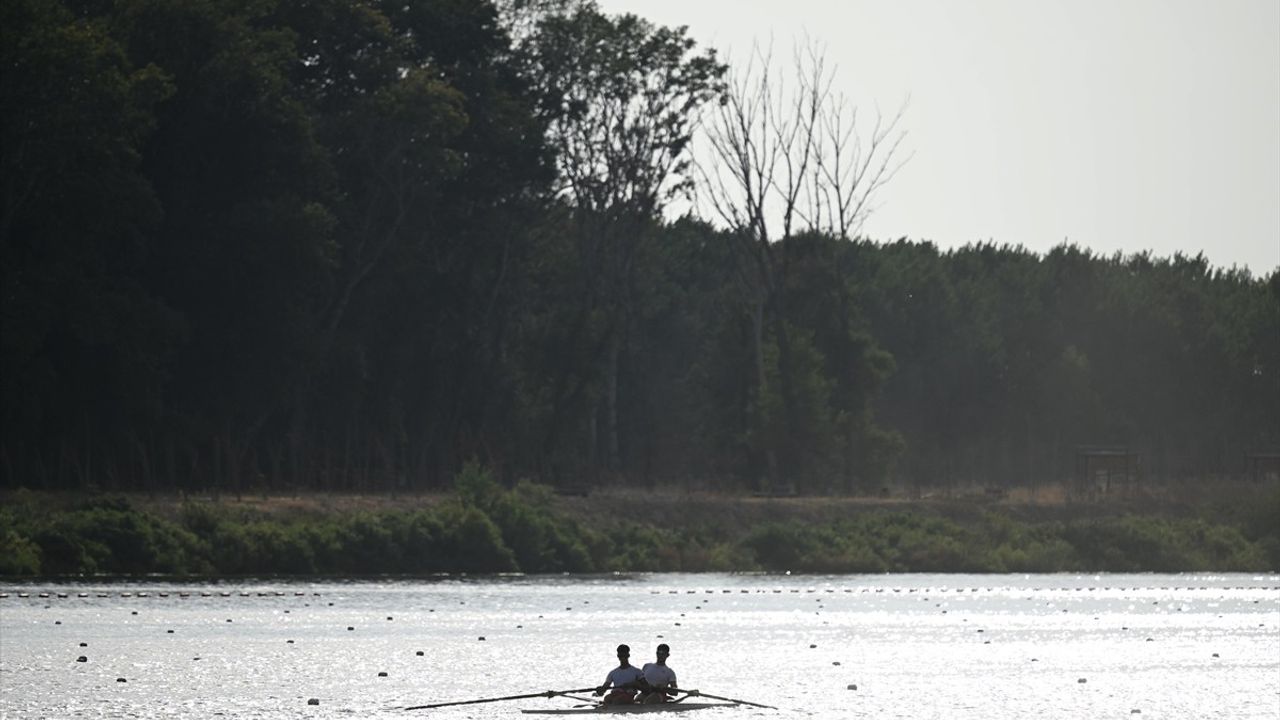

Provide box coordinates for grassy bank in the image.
[2,469,1278,577]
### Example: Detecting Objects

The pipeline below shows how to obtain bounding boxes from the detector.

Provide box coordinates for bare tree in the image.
[697,38,908,488]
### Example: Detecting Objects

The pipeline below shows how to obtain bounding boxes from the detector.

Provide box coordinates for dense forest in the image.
[3,0,1278,502]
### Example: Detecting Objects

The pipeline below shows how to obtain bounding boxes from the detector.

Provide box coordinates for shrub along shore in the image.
[2,466,1278,577]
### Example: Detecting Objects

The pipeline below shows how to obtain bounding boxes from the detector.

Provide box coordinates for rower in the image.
[595,644,646,705]
[639,643,677,704]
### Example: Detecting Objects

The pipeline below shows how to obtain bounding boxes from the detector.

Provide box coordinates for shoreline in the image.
[2,481,1277,577]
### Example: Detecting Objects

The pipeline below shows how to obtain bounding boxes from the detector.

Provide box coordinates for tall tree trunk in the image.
[770,292,799,486]
[751,295,779,488]
[605,329,620,473]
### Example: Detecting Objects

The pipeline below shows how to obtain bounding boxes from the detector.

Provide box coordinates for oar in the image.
[404,687,600,711]
[679,689,776,710]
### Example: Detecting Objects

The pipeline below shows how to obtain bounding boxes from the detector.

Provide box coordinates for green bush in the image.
[440,505,518,573]
[454,460,502,512]
[605,523,674,571]
[210,521,316,574]
[845,513,981,572]
[0,525,42,575]
[391,510,450,573]
[20,497,207,575]
[333,513,401,573]
[3,484,1275,576]
[0,506,42,575]
[1242,486,1280,544]
[740,520,888,573]
[1059,516,1270,573]
[491,484,594,572]
[977,514,1081,572]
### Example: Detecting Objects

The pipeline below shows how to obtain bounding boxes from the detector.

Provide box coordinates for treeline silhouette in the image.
[3,0,1277,498]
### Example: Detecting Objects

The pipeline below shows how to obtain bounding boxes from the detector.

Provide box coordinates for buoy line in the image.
[0,590,323,599]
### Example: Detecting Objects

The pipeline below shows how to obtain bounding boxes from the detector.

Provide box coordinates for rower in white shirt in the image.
[595,644,646,705]
[639,643,677,704]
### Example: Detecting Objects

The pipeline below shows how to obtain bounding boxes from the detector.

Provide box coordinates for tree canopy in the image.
[2,0,1276,497]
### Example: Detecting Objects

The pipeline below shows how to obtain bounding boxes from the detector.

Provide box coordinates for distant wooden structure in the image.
[1074,445,1141,500]
[1244,452,1280,483]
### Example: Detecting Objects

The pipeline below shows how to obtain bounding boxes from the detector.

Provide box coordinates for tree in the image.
[524,4,725,475]
[112,0,341,494]
[261,0,556,490]
[1,0,177,489]
[697,39,907,489]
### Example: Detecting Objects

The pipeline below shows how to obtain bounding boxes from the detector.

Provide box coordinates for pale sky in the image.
[598,0,1280,275]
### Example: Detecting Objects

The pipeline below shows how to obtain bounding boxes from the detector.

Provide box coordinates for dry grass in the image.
[1005,483,1068,505]
[140,492,452,519]
[5,477,1273,531]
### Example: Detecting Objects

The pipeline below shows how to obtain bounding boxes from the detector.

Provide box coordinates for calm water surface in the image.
[1,574,1277,719]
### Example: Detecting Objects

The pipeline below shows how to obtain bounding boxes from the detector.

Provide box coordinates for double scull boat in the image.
[521,702,739,714]
[405,687,769,713]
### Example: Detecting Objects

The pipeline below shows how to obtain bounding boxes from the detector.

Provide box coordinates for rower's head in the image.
[656,643,669,662]
[616,644,631,664]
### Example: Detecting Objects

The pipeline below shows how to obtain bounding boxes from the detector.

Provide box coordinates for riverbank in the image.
[2,474,1278,576]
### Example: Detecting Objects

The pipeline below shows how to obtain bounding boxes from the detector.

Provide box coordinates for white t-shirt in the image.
[603,665,645,690]
[641,662,677,688]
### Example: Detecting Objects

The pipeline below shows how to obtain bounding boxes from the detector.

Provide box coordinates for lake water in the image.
[1,574,1277,719]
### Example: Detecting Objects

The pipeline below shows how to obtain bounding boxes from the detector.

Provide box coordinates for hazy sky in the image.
[598,0,1280,275]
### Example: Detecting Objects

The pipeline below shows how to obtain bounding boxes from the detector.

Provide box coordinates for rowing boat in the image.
[520,702,738,715]
[404,687,766,713]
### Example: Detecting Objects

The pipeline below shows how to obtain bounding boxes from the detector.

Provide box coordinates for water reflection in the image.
[1,574,1277,719]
